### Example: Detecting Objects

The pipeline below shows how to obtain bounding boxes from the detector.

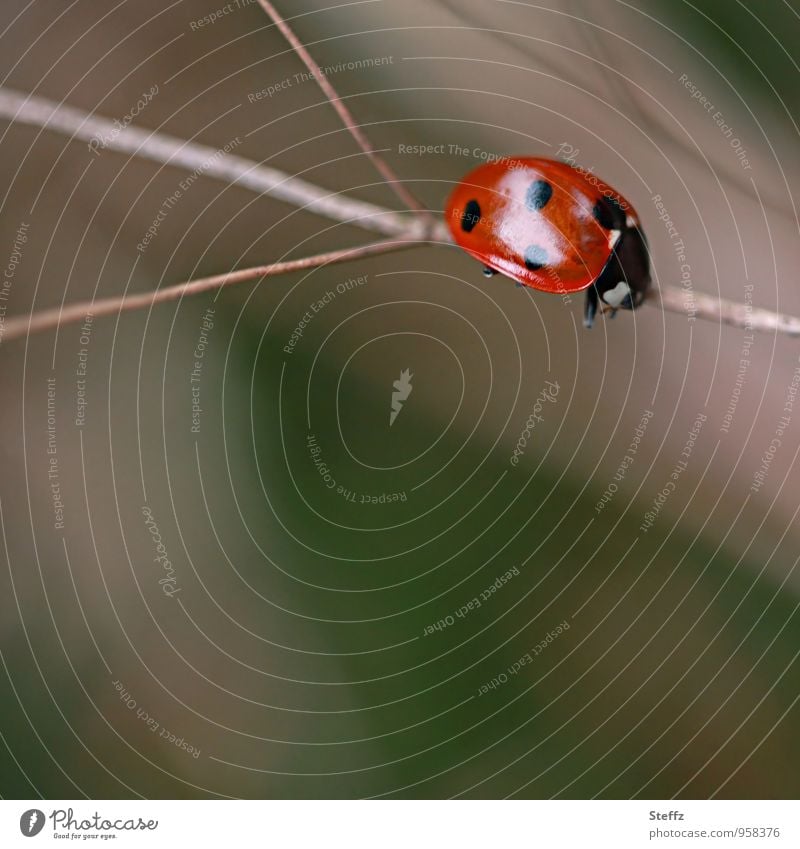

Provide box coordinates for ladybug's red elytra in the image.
[445,157,650,327]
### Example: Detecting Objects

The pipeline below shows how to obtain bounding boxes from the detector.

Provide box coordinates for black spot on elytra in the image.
[523,245,547,270]
[593,195,625,230]
[525,179,553,211]
[461,199,481,232]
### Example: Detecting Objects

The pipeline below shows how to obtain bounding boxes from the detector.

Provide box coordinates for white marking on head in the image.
[602,281,631,308]
[607,228,621,249]
[625,214,637,228]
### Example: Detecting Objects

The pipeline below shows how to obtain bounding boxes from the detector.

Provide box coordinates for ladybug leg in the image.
[584,285,599,328]
[482,266,497,278]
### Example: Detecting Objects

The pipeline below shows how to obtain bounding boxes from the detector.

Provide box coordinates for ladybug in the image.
[445,157,650,327]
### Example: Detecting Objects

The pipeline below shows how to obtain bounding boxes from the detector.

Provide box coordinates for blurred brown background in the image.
[0,0,799,799]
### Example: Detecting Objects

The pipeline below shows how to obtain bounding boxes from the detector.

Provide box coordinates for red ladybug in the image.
[445,157,650,327]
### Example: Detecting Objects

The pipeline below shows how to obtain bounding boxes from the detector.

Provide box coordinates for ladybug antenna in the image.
[255,1,430,217]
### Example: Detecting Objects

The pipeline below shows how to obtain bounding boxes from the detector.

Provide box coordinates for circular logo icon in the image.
[19,809,45,837]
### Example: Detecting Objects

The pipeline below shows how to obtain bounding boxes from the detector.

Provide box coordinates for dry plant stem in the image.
[255,0,430,217]
[0,238,414,343]
[654,287,800,337]
[0,88,422,239]
[0,88,798,339]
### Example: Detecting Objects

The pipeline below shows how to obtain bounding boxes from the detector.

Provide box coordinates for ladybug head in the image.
[585,226,650,327]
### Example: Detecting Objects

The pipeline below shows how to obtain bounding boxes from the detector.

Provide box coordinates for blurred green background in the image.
[1,0,799,799]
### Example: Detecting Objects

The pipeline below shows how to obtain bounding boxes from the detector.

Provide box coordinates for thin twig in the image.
[255,0,430,217]
[0,238,415,344]
[655,287,800,337]
[0,88,798,340]
[0,88,428,239]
